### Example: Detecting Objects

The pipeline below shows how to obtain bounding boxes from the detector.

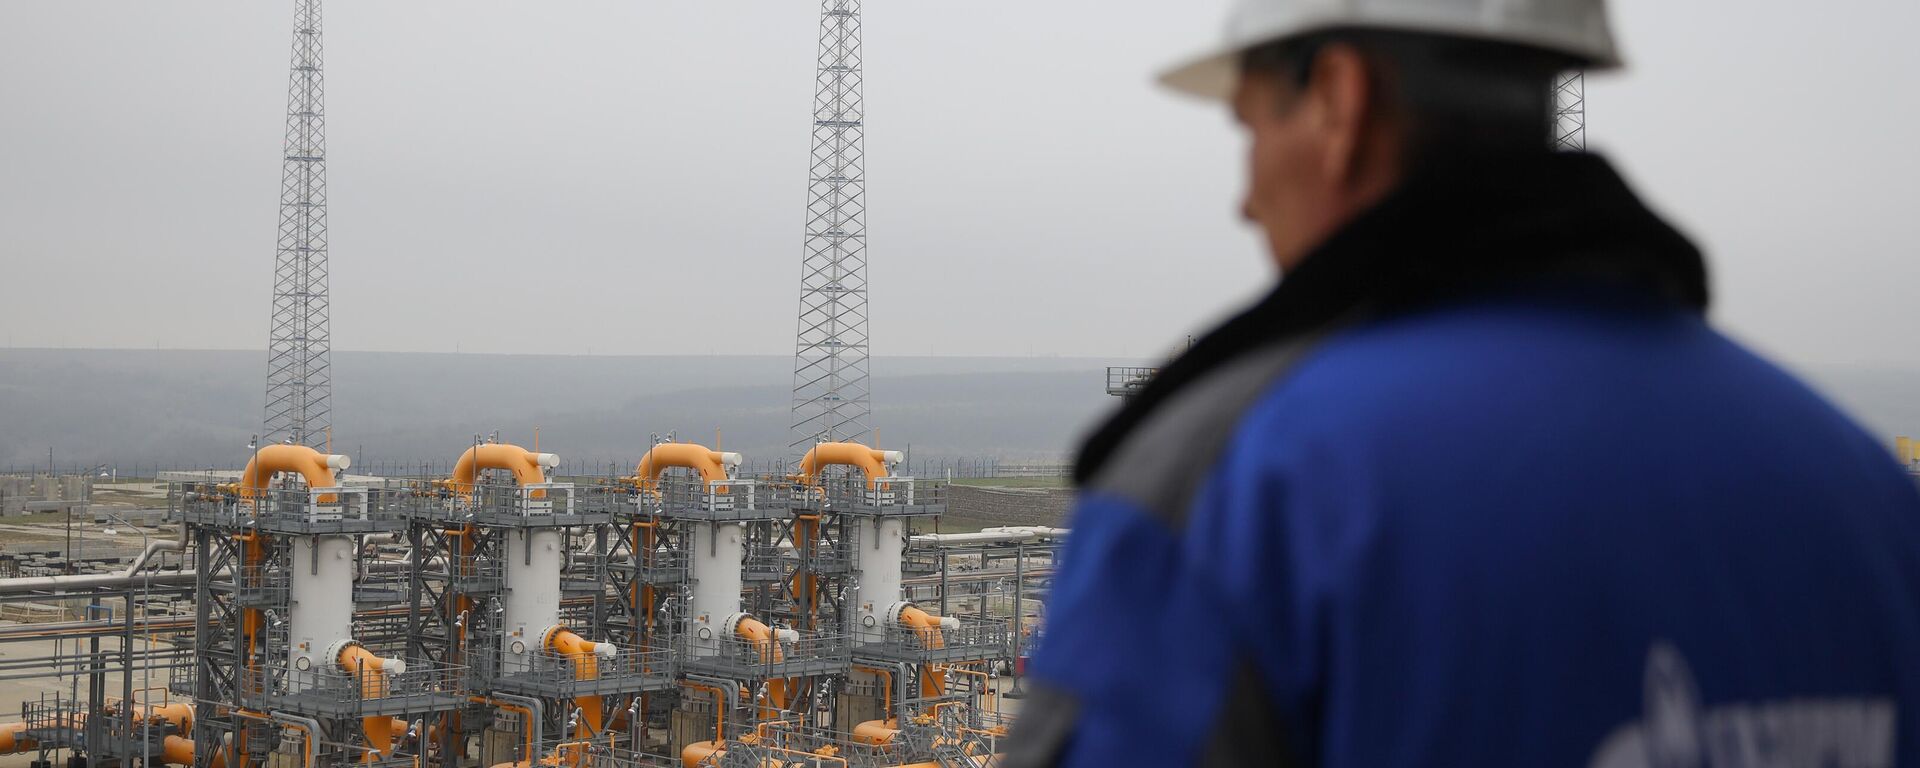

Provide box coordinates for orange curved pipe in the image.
[450,443,553,499]
[473,697,535,765]
[633,443,735,493]
[162,736,227,768]
[239,444,346,499]
[279,717,316,768]
[899,607,947,698]
[679,741,722,768]
[237,445,347,716]
[677,680,728,768]
[852,718,899,746]
[547,628,607,737]
[734,618,790,715]
[338,644,404,762]
[795,442,892,488]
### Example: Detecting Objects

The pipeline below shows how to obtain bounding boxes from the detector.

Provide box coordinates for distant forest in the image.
[3,349,1915,475]
[0,349,1122,473]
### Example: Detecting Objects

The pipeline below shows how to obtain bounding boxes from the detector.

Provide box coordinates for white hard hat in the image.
[1161,0,1621,100]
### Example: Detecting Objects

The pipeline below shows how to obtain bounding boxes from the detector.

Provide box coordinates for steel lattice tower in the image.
[1552,71,1586,151]
[789,0,872,452]
[263,0,333,448]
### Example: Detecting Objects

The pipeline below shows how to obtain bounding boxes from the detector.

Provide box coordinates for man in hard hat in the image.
[1007,2,1920,766]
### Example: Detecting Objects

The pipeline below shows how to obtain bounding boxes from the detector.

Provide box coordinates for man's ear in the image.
[1307,44,1373,186]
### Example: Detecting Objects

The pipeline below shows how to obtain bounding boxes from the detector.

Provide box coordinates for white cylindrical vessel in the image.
[855,517,907,643]
[288,535,357,690]
[688,522,745,657]
[500,528,564,674]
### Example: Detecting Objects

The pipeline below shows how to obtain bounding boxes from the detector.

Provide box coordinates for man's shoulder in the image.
[1243,290,1798,435]
[1216,289,1902,499]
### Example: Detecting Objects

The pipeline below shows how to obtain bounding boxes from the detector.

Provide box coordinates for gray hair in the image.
[1241,29,1579,172]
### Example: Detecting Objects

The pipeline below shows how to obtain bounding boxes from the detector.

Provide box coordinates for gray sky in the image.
[2,1,1917,368]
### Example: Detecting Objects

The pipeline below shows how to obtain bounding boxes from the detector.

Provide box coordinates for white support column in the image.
[288,534,356,690]
[688,522,745,657]
[854,517,906,643]
[500,527,564,672]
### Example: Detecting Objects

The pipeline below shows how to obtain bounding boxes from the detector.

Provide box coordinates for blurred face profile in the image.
[1234,69,1325,273]
[1231,46,1384,275]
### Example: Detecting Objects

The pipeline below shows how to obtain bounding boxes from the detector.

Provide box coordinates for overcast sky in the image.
[2,1,1917,368]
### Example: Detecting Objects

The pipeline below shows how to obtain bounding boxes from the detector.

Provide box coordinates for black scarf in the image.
[1075,152,1709,484]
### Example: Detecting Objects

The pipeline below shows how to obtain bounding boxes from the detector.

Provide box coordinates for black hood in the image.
[1075,152,1708,484]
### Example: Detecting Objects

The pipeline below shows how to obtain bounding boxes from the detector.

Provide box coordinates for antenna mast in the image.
[788,0,873,452]
[263,0,333,448]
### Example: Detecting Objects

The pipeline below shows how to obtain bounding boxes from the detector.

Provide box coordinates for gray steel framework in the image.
[1552,71,1586,151]
[789,0,874,453]
[263,0,334,448]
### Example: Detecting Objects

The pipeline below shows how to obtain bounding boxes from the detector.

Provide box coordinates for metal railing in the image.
[862,617,1010,661]
[177,485,397,529]
[241,659,467,711]
[235,565,291,606]
[1106,366,1158,397]
[445,555,505,593]
[686,631,851,679]
[22,693,82,750]
[743,545,793,581]
[652,476,792,520]
[495,646,674,692]
[814,476,946,515]
[725,721,906,768]
[628,547,689,584]
[393,482,614,525]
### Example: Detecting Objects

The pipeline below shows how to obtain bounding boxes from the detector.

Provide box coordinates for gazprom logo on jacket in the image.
[1589,643,1896,768]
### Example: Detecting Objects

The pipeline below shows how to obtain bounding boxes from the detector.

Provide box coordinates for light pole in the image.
[100,508,151,765]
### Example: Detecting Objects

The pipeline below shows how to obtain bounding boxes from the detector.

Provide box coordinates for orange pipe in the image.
[632,443,736,493]
[338,643,405,762]
[630,520,659,648]
[126,700,195,732]
[852,718,899,746]
[161,736,228,768]
[0,722,35,754]
[280,717,316,768]
[450,443,554,499]
[473,697,536,765]
[547,628,610,737]
[237,445,349,710]
[238,444,348,501]
[947,664,999,717]
[678,741,722,768]
[791,515,822,630]
[898,607,947,698]
[734,618,790,715]
[794,442,893,488]
[854,665,893,719]
[678,681,728,768]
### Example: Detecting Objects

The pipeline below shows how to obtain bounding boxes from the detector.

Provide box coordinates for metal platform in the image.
[681,632,852,681]
[239,661,469,719]
[853,618,1010,665]
[177,486,407,535]
[646,477,794,523]
[793,477,946,518]
[606,548,689,585]
[490,647,677,698]
[397,483,612,529]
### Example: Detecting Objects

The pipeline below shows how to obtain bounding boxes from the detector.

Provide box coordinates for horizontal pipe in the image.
[0,523,191,594]
[910,526,1069,545]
